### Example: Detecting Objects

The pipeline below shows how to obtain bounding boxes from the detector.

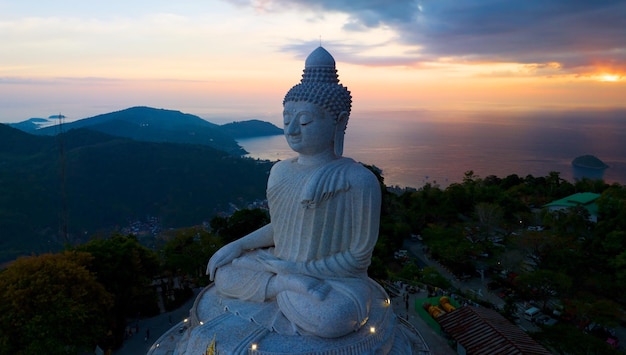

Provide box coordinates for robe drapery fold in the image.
[214,157,382,337]
[268,157,380,271]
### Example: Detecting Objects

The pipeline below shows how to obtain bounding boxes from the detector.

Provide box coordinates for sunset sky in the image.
[1,0,625,123]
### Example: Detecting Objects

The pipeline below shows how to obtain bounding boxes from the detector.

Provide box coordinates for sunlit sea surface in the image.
[237,109,626,189]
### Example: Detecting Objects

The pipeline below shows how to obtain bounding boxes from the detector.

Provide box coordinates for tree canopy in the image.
[75,234,160,348]
[0,252,112,354]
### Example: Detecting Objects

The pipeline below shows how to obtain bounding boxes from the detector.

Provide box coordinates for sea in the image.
[237,109,626,189]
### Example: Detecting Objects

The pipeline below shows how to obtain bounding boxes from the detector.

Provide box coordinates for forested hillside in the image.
[10,106,282,156]
[220,119,283,138]
[0,124,273,262]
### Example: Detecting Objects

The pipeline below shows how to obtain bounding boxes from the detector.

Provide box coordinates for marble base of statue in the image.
[167,279,414,354]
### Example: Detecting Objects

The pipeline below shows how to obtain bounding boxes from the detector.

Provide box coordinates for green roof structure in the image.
[544,192,601,221]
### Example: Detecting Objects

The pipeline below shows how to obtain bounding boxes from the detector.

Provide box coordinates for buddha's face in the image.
[283,101,336,156]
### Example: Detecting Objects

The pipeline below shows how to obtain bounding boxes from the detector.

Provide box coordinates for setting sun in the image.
[599,74,622,82]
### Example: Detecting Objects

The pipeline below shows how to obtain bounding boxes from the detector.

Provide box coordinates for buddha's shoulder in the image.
[268,157,378,185]
[268,158,297,184]
[341,159,380,187]
[270,158,297,175]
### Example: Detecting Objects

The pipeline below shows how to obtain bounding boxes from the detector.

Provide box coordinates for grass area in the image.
[414,296,461,334]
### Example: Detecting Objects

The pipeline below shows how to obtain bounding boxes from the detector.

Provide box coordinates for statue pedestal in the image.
[149,280,418,354]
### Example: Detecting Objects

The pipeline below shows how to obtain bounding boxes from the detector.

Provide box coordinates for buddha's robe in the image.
[214,157,381,338]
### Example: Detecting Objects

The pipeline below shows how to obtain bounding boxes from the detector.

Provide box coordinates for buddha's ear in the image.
[334,111,349,156]
[336,111,349,128]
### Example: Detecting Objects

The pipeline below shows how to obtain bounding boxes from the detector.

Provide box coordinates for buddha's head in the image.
[283,47,352,156]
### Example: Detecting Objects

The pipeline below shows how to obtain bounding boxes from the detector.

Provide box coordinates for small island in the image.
[572,155,609,170]
[572,154,608,181]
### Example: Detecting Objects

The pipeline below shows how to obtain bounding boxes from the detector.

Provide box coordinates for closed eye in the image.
[298,112,313,126]
[283,111,293,126]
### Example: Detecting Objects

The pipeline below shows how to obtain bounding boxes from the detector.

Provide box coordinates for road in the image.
[402,239,504,309]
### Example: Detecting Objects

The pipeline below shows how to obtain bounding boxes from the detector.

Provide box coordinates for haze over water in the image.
[238,109,626,189]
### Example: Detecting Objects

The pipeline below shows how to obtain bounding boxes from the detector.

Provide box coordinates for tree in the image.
[474,202,504,237]
[518,226,584,275]
[423,225,475,275]
[395,262,421,283]
[368,255,388,280]
[515,269,572,309]
[501,174,524,190]
[611,250,626,295]
[0,252,112,354]
[501,296,519,322]
[161,226,223,281]
[595,185,626,233]
[211,208,270,243]
[75,234,160,348]
[546,171,564,197]
[379,216,410,253]
[574,177,608,194]
[445,182,472,216]
[542,206,593,239]
[570,298,621,329]
[534,323,618,355]
[420,266,451,290]
[498,248,525,275]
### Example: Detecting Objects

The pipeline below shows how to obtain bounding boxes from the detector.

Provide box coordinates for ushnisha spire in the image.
[283,46,352,119]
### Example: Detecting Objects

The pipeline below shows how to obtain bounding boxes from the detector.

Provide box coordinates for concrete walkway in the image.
[113,288,200,355]
[391,289,456,355]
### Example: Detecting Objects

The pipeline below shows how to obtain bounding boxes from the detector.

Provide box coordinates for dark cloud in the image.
[227,0,626,74]
[404,0,626,71]
[241,0,419,26]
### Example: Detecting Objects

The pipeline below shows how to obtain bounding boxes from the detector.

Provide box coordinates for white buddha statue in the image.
[154,47,418,355]
[206,46,382,338]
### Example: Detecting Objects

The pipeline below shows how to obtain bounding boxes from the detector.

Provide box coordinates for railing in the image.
[397,316,432,355]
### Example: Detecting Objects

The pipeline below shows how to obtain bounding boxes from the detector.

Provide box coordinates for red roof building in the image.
[437,306,550,355]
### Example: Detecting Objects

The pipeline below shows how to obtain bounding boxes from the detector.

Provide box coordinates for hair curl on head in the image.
[283,47,352,120]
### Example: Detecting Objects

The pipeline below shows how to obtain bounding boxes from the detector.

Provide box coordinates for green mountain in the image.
[0,124,273,263]
[12,107,281,155]
[220,119,283,138]
[6,117,54,133]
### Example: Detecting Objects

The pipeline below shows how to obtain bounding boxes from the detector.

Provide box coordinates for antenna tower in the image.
[52,113,68,245]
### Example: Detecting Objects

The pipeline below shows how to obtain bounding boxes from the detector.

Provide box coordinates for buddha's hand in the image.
[278,274,331,301]
[255,250,300,275]
[206,242,243,280]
